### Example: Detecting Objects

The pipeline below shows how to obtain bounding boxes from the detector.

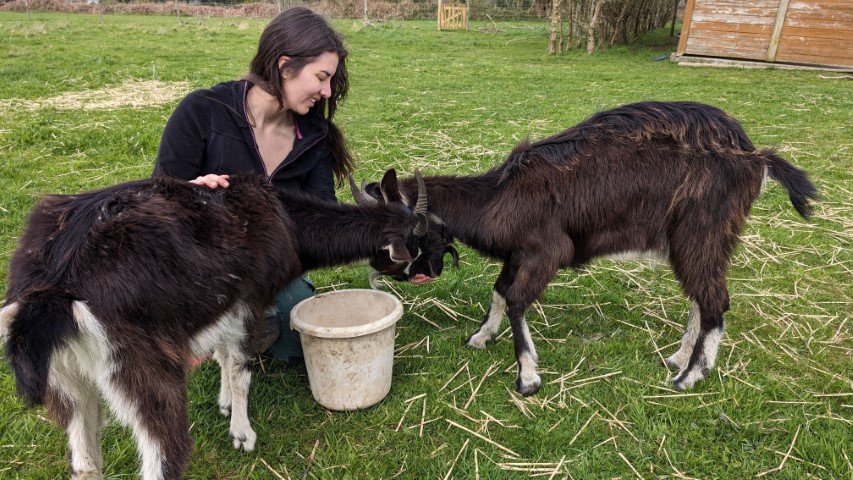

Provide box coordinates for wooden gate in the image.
[438,0,468,31]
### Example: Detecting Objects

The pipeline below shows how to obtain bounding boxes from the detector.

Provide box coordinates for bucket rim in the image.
[290,289,403,339]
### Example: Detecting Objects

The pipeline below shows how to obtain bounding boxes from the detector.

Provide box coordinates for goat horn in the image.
[414,212,428,237]
[413,170,428,215]
[368,270,383,290]
[348,174,377,206]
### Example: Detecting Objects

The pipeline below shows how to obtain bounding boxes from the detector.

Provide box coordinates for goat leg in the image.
[465,290,507,348]
[501,254,557,396]
[508,305,541,397]
[665,300,701,371]
[216,346,257,450]
[670,300,727,391]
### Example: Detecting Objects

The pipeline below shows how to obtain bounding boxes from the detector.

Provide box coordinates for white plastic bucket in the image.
[290,289,403,411]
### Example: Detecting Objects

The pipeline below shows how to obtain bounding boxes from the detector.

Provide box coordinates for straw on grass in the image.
[445,419,520,458]
[259,458,290,480]
[755,424,801,477]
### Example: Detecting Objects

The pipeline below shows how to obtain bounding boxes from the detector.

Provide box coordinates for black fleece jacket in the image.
[154,80,337,201]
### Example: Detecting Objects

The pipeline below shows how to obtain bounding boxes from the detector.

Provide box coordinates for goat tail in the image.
[1,291,79,406]
[762,148,819,219]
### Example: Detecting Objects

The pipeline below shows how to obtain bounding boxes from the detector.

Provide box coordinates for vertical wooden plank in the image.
[465,0,469,30]
[676,0,697,55]
[767,0,791,62]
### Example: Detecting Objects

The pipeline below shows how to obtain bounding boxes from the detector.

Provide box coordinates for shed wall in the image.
[676,0,853,69]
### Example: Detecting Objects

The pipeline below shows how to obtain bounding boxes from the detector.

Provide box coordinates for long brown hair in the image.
[245,7,354,183]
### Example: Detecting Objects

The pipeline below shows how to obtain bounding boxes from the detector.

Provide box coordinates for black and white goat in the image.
[362,101,818,397]
[0,170,434,480]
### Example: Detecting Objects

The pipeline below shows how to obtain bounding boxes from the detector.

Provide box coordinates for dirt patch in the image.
[4,79,192,111]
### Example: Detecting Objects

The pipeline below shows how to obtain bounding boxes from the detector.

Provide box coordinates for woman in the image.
[154,6,353,364]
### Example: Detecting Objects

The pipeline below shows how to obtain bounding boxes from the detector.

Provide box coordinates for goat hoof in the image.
[664,356,680,370]
[464,332,490,350]
[665,354,688,371]
[515,379,541,397]
[671,368,703,392]
[230,429,257,451]
[72,472,103,480]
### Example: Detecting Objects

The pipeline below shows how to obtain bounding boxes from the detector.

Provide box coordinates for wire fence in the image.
[1,0,681,49]
[1,0,573,21]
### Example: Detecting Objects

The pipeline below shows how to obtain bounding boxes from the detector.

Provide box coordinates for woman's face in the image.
[280,51,339,115]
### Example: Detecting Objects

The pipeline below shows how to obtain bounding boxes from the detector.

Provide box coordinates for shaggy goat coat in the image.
[0,172,431,480]
[384,101,818,396]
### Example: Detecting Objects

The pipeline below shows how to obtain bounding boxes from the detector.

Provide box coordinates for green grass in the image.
[1,11,851,480]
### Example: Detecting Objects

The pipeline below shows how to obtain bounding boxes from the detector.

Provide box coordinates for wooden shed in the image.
[672,0,853,71]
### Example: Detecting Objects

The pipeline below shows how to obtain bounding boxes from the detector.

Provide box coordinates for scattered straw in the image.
[419,396,427,437]
[660,437,699,480]
[440,361,470,392]
[569,411,598,446]
[4,79,191,111]
[505,387,535,419]
[594,399,639,443]
[642,392,717,400]
[464,362,500,410]
[301,439,320,480]
[395,394,426,432]
[755,424,801,477]
[442,439,470,480]
[547,455,568,480]
[445,419,520,458]
[618,452,645,480]
[259,457,290,480]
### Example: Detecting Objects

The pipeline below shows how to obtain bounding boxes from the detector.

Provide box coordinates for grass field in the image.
[0,11,851,480]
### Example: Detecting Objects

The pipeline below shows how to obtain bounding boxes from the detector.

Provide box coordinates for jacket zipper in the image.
[266,134,324,183]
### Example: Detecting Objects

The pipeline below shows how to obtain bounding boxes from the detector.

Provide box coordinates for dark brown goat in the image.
[0,171,432,480]
[367,101,818,396]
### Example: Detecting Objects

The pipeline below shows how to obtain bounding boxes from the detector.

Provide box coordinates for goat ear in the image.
[364,182,383,201]
[387,239,413,263]
[380,169,403,204]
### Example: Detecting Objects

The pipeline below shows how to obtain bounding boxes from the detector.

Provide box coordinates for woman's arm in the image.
[154,91,211,180]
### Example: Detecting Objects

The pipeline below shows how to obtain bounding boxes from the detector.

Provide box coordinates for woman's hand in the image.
[190,174,230,189]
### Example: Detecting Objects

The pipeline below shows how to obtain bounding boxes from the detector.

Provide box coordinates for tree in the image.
[548,0,675,55]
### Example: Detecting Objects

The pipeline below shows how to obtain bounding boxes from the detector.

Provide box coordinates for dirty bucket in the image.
[290,289,403,411]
